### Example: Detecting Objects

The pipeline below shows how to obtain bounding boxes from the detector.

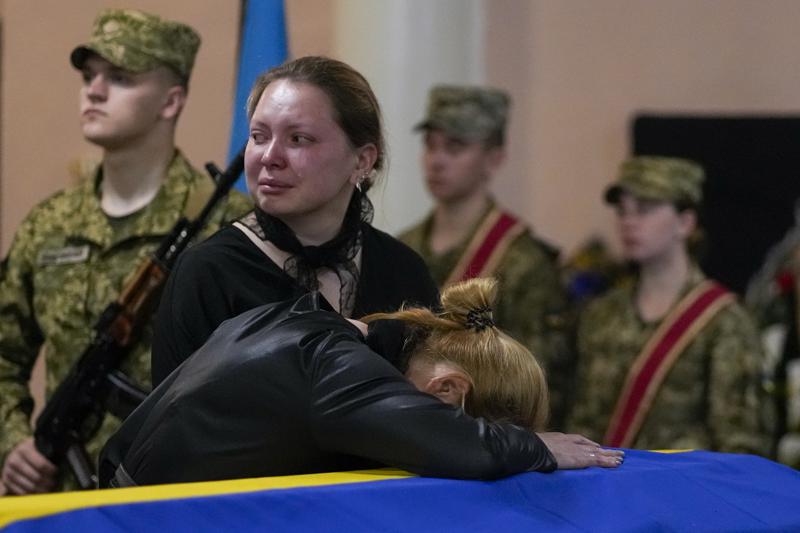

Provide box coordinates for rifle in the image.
[33,150,245,489]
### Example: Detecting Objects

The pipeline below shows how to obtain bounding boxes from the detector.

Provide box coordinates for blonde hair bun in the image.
[361,277,549,430]
[441,278,498,332]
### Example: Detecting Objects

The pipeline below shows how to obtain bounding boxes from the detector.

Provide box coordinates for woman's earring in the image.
[356,172,369,193]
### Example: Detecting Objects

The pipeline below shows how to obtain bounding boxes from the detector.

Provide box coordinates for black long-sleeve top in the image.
[151,224,440,386]
[101,294,556,486]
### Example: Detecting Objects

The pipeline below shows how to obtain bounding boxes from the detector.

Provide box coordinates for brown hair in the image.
[246,56,385,190]
[362,278,549,431]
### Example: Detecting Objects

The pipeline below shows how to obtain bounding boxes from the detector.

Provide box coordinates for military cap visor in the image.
[70,46,138,73]
[603,183,672,205]
[415,85,510,143]
[69,43,188,79]
[69,9,200,81]
[604,156,705,206]
[413,119,489,142]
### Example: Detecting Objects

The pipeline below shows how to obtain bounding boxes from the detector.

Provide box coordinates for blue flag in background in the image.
[228,0,288,190]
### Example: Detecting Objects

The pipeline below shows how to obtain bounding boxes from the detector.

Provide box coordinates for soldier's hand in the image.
[537,432,624,469]
[1,437,57,494]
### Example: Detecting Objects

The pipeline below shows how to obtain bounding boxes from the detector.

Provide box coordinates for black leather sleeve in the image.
[308,337,557,479]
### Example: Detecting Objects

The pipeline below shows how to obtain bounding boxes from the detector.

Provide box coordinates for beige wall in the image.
[285,0,334,57]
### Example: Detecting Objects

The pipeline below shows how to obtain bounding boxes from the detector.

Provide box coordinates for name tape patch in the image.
[37,245,90,266]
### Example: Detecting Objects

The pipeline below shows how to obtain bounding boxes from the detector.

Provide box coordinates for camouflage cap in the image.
[70,9,201,82]
[604,156,705,206]
[414,85,510,144]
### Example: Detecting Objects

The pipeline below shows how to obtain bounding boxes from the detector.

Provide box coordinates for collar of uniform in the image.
[68,166,113,247]
[630,261,708,325]
[69,150,200,248]
[420,196,498,258]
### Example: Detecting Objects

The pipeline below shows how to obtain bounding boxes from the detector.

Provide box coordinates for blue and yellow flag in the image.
[3,451,800,531]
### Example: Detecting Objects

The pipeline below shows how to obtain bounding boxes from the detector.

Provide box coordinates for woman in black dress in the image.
[151,56,439,385]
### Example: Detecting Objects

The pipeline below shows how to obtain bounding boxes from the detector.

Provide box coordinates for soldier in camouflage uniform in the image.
[399,85,571,427]
[568,157,766,454]
[0,9,251,493]
[745,207,800,466]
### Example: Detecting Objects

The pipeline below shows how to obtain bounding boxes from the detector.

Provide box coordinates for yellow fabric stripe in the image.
[651,449,693,453]
[0,469,412,528]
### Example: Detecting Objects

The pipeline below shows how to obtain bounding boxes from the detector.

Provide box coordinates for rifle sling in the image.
[102,175,215,418]
[183,174,216,221]
[105,370,148,420]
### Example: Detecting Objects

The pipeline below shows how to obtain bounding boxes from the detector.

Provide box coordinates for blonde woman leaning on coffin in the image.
[102,278,621,487]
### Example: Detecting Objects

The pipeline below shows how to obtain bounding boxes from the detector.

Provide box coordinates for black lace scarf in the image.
[241,190,374,316]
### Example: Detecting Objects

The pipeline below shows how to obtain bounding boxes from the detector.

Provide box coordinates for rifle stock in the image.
[33,150,245,489]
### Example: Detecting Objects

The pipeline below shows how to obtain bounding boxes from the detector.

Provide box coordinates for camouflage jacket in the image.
[569,265,767,454]
[745,226,800,465]
[0,150,251,486]
[745,225,800,338]
[399,201,573,427]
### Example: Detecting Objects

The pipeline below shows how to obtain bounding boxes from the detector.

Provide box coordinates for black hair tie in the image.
[465,306,494,331]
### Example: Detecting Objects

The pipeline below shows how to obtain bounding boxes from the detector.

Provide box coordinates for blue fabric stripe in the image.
[227,0,288,190]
